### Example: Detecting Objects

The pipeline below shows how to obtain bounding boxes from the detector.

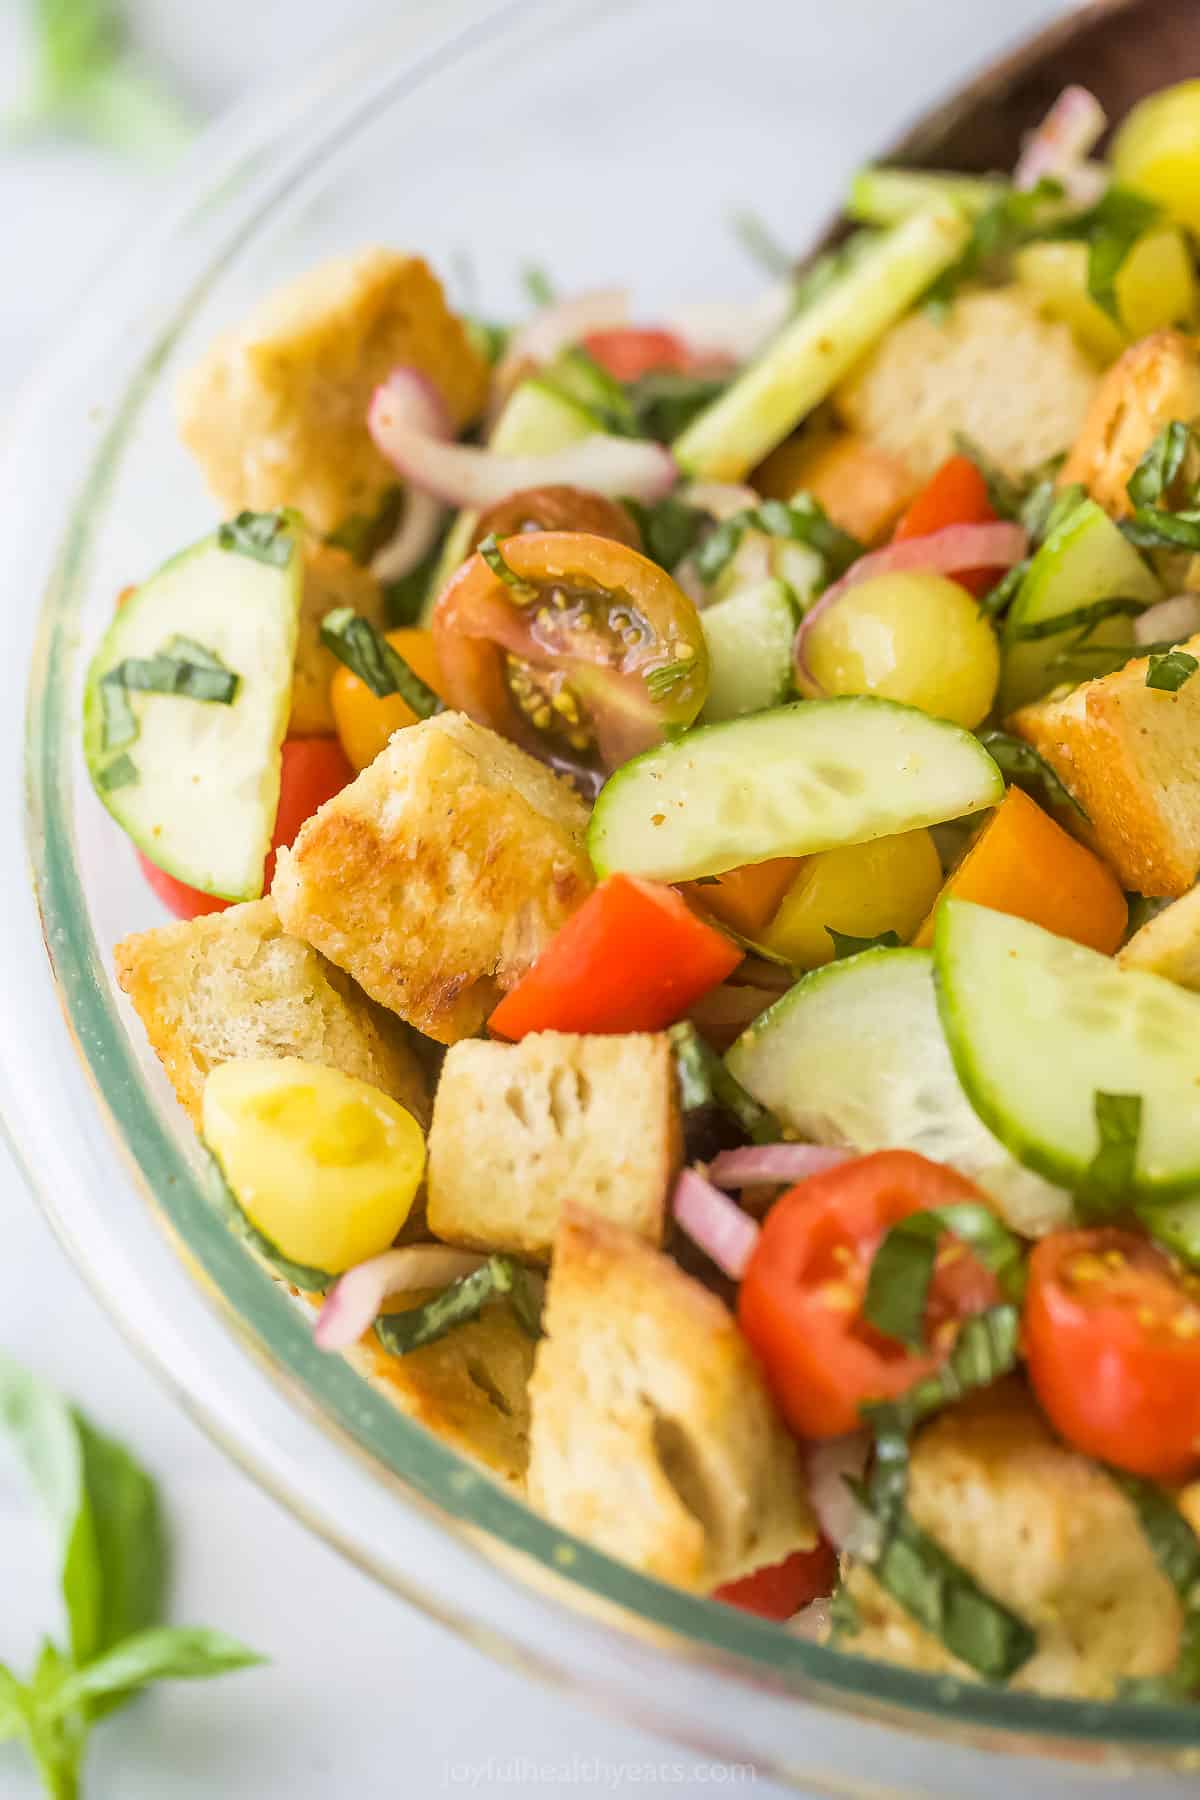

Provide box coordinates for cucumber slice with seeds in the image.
[934,899,1200,1199]
[587,697,1003,882]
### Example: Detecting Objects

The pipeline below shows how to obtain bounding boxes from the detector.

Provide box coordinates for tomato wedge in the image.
[581,327,695,382]
[713,1539,838,1620]
[138,736,353,920]
[432,531,708,779]
[893,454,1000,597]
[1025,1227,1200,1481]
[488,874,741,1039]
[738,1151,1001,1440]
[470,485,642,553]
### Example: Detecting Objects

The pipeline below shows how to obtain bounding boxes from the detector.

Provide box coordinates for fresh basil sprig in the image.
[862,1204,1026,1350]
[374,1255,543,1356]
[0,1355,261,1798]
[477,532,538,599]
[667,1021,780,1147]
[320,608,444,718]
[1079,1091,1142,1216]
[621,496,710,573]
[1146,648,1199,692]
[625,371,729,443]
[978,729,1087,821]
[694,496,863,588]
[1128,421,1197,509]
[1122,510,1200,553]
[1006,596,1147,642]
[216,509,300,568]
[924,178,1067,312]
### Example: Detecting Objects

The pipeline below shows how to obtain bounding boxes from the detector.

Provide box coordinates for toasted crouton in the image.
[1009,632,1200,896]
[1060,330,1200,517]
[839,1381,1180,1698]
[526,1208,814,1591]
[290,541,386,736]
[751,431,918,542]
[835,287,1097,481]
[427,1032,680,1260]
[115,897,428,1126]
[272,713,593,1043]
[177,250,489,534]
[1119,884,1200,986]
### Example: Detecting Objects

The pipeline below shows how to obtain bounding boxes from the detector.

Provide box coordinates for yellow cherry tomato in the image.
[800,569,999,728]
[758,830,943,970]
[1015,228,1197,362]
[1112,81,1200,235]
[330,627,445,771]
[203,1057,425,1273]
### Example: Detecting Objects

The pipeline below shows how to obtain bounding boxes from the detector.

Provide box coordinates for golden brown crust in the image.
[427,1031,680,1260]
[272,714,593,1043]
[1059,329,1200,516]
[1119,883,1200,987]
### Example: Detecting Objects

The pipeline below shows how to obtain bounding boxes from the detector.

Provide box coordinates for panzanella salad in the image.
[90,77,1200,1699]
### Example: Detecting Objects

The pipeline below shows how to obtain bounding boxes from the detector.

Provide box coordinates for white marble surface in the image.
[0,2,1068,1795]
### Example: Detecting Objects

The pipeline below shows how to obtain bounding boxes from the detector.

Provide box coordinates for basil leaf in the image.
[694,496,862,587]
[864,1306,1022,1441]
[46,1628,263,1717]
[477,532,538,599]
[977,561,1028,621]
[74,1420,165,1713]
[1006,596,1146,642]
[216,508,298,567]
[644,653,699,703]
[925,178,1066,312]
[1080,1091,1141,1216]
[104,653,238,706]
[872,1510,1036,1679]
[375,1255,537,1356]
[15,0,192,159]
[826,928,901,961]
[625,371,729,443]
[547,348,639,437]
[622,495,710,572]
[320,607,444,718]
[862,1206,1025,1349]
[1122,507,1200,552]
[1110,1472,1200,1696]
[1128,421,1195,509]
[1037,481,1090,547]
[667,1020,780,1146]
[99,677,137,751]
[978,729,1087,820]
[96,753,138,793]
[25,1640,83,1800]
[1073,187,1162,321]
[1146,648,1199,692]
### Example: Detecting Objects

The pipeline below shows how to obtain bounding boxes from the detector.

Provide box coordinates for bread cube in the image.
[835,287,1097,480]
[177,249,489,533]
[526,1208,815,1591]
[1119,883,1200,986]
[839,1381,1180,1698]
[290,541,386,737]
[427,1031,680,1260]
[272,713,593,1043]
[1010,632,1200,896]
[115,897,428,1127]
[1060,329,1200,517]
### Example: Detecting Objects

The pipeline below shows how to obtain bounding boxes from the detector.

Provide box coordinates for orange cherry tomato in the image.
[1025,1227,1200,1481]
[682,857,804,938]
[330,627,446,772]
[470,485,642,553]
[138,736,354,920]
[893,454,1001,597]
[581,327,695,382]
[432,532,708,780]
[713,1539,839,1620]
[738,1151,1001,1440]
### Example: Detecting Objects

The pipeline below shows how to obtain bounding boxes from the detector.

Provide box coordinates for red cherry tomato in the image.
[1025,1227,1200,1481]
[581,327,695,382]
[893,453,1001,597]
[137,736,354,921]
[713,1540,838,1620]
[737,1150,1001,1440]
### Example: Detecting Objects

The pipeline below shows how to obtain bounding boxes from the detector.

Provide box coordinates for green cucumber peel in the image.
[374,1256,542,1356]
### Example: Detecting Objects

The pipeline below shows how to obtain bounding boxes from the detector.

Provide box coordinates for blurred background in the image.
[1,2,1066,1796]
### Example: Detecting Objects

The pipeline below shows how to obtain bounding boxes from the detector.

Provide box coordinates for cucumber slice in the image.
[1000,497,1161,713]
[934,898,1200,1199]
[421,376,601,621]
[847,167,1002,226]
[672,206,971,483]
[725,947,1071,1235]
[83,522,301,900]
[699,579,797,722]
[587,697,1003,882]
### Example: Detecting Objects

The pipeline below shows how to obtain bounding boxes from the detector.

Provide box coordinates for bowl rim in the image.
[9,0,1200,1773]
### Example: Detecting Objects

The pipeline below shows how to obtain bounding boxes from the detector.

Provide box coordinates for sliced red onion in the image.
[495,288,630,390]
[371,490,446,583]
[1135,592,1200,646]
[1014,84,1107,192]
[808,1434,879,1561]
[314,1245,486,1352]
[673,1168,760,1280]
[666,282,792,364]
[708,1144,853,1189]
[794,521,1028,692]
[369,367,677,510]
[788,1596,833,1641]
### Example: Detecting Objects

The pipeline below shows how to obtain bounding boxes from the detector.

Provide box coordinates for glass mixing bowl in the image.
[4,1,1200,1790]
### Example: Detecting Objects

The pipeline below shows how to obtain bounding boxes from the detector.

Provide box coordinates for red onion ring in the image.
[1014,84,1107,192]
[314,1245,487,1352]
[794,521,1028,693]
[672,1168,760,1280]
[807,1434,879,1559]
[708,1144,854,1189]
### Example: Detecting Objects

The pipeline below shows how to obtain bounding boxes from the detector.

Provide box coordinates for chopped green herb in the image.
[869,1506,1036,1680]
[545,347,640,436]
[478,531,539,599]
[951,434,1026,521]
[160,634,224,669]
[924,177,1066,312]
[104,652,237,706]
[731,209,793,279]
[624,370,730,443]
[1122,508,1200,552]
[978,729,1087,820]
[217,508,299,567]
[864,1306,1022,1440]
[621,495,710,572]
[320,607,444,718]
[668,1020,780,1146]
[826,927,901,961]
[206,1157,329,1293]
[99,676,137,751]
[862,1206,1026,1349]
[1080,1091,1141,1215]
[1052,186,1162,322]
[1006,595,1146,642]
[375,1255,541,1356]
[1128,421,1196,509]
[644,654,696,703]
[1109,1471,1200,1697]
[96,753,138,792]
[1146,648,1199,692]
[521,264,555,308]
[694,496,863,588]
[326,488,405,565]
[978,561,1029,621]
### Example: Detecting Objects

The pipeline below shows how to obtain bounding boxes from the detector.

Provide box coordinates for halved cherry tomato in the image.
[581,327,695,382]
[682,857,804,938]
[488,874,742,1039]
[1025,1227,1200,1480]
[471,485,642,553]
[330,627,446,772]
[432,532,708,778]
[138,736,354,920]
[738,1150,1001,1440]
[713,1539,838,1620]
[893,453,1000,597]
